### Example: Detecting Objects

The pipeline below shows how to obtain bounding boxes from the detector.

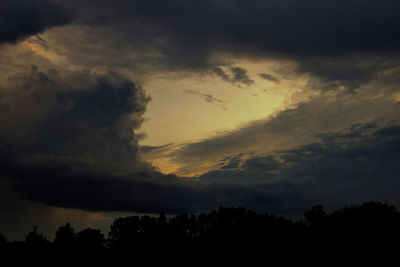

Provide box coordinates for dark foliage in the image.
[0,202,399,263]
[0,233,8,251]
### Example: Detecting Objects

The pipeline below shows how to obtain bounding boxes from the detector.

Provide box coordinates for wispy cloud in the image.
[258,73,279,83]
[184,89,228,110]
[212,67,254,86]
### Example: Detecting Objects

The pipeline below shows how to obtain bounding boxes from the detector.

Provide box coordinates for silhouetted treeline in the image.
[1,202,399,263]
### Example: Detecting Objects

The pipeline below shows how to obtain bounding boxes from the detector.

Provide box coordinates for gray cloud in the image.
[185,89,227,110]
[211,67,231,82]
[2,155,314,216]
[258,73,279,83]
[140,143,175,154]
[230,67,254,86]
[68,0,400,56]
[45,0,400,90]
[199,122,400,210]
[211,67,254,86]
[0,67,150,172]
[0,138,314,217]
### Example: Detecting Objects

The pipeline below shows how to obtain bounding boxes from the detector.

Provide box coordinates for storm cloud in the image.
[0,67,312,216]
[46,0,400,87]
[69,0,400,56]
[0,67,150,170]
[0,0,73,44]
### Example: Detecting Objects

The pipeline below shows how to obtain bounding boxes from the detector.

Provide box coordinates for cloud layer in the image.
[49,0,400,84]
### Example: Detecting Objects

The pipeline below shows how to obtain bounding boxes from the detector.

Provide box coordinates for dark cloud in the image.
[219,154,243,170]
[0,67,150,171]
[242,156,282,173]
[210,67,253,85]
[72,0,400,55]
[211,67,231,82]
[0,67,311,217]
[135,132,148,141]
[199,122,400,210]
[9,162,313,215]
[282,123,400,205]
[140,143,175,154]
[296,55,400,91]
[0,0,73,44]
[0,134,313,216]
[229,67,254,86]
[200,155,283,184]
[0,68,157,213]
[51,0,400,89]
[258,73,279,83]
[8,114,388,217]
[1,155,194,214]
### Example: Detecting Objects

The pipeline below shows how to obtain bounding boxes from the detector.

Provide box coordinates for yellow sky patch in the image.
[139,59,312,174]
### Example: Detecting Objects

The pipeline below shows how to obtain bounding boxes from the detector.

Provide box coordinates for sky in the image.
[1,0,400,240]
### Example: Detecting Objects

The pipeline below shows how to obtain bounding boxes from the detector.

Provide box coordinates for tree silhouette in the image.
[23,226,51,259]
[0,232,7,256]
[77,228,105,250]
[108,215,143,257]
[76,228,106,258]
[25,226,49,246]
[1,201,399,263]
[53,222,76,254]
[304,204,327,228]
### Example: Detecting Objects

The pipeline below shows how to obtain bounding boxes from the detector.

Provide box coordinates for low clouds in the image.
[0,0,73,44]
[199,122,400,210]
[7,162,314,215]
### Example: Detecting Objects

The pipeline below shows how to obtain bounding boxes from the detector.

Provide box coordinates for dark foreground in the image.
[1,202,399,264]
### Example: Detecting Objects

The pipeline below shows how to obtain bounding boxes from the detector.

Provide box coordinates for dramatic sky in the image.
[1,0,400,240]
